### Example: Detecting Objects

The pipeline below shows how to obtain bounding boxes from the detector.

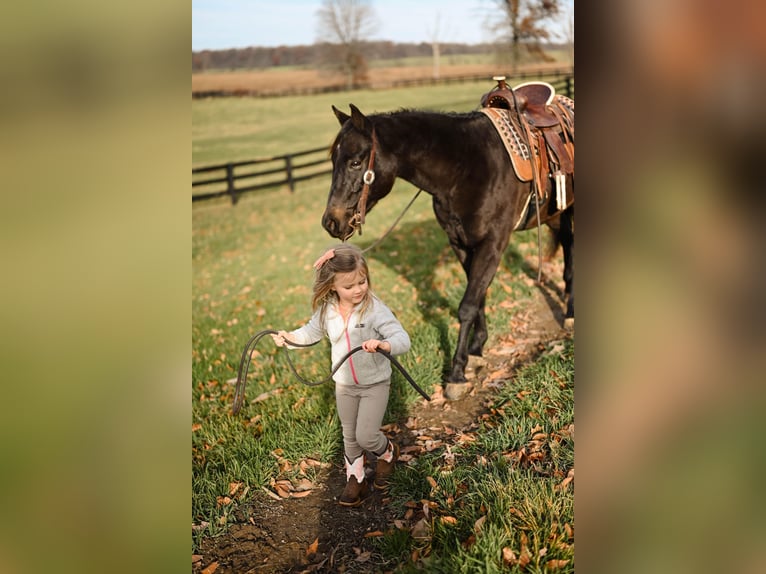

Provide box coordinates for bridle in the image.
[345,127,378,240]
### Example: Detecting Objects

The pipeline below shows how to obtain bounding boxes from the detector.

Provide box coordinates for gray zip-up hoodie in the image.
[286,295,410,386]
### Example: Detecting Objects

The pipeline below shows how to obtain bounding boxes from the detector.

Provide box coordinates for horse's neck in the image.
[377,113,473,188]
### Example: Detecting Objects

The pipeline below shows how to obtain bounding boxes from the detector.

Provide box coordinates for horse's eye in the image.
[349,160,362,170]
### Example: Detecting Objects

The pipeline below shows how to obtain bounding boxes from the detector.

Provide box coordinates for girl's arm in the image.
[373,302,411,356]
[276,309,324,347]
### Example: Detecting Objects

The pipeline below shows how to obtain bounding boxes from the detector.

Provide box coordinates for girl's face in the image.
[333,269,368,309]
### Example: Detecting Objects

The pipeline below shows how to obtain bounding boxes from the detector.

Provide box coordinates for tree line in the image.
[192,41,522,73]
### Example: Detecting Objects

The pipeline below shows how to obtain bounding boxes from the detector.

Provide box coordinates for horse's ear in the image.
[332,105,350,125]
[349,104,372,135]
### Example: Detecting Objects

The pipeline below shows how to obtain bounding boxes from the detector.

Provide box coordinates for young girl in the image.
[271,244,410,507]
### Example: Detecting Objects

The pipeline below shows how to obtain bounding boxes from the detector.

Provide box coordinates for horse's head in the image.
[322,104,396,240]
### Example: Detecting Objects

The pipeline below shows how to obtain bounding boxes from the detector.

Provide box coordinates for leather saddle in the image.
[481,77,560,127]
[480,76,574,212]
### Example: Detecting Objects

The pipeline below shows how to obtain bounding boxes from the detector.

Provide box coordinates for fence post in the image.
[226,163,238,205]
[565,76,572,99]
[285,155,295,193]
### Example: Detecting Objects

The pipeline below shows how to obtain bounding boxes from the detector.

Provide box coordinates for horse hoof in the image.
[444,382,472,400]
[564,317,574,330]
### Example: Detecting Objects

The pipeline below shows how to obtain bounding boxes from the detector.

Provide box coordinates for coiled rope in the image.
[231,329,430,415]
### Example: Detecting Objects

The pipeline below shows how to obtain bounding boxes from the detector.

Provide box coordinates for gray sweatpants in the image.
[335,380,390,462]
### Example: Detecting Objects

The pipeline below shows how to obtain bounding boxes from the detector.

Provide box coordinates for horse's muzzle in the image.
[322,210,346,239]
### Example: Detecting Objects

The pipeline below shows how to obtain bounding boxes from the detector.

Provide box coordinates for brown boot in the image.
[339,455,368,507]
[373,440,399,490]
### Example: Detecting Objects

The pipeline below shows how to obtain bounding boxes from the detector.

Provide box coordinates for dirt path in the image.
[193,266,570,574]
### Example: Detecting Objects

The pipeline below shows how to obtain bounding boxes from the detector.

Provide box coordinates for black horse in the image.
[322,103,573,385]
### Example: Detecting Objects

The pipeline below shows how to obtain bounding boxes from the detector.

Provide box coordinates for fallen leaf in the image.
[228,482,243,496]
[411,517,431,540]
[364,530,384,538]
[564,523,574,540]
[192,423,202,432]
[474,515,487,534]
[292,397,306,410]
[274,484,291,498]
[291,489,312,498]
[306,537,319,557]
[502,547,518,566]
[355,551,371,562]
[426,476,438,489]
[545,559,571,570]
[192,521,209,532]
[261,487,282,501]
[295,478,314,491]
[557,468,575,490]
[252,390,276,403]
[192,554,203,563]
[440,516,458,525]
[201,561,219,574]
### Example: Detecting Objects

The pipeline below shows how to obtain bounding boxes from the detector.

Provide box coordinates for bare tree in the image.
[490,0,561,71]
[427,14,442,80]
[316,0,378,89]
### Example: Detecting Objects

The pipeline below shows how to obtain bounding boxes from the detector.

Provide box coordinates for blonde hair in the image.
[312,244,373,323]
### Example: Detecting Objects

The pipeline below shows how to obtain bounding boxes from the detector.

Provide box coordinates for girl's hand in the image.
[271,331,290,347]
[362,339,391,353]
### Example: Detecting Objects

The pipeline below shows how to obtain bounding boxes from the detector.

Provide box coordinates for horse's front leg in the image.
[447,251,501,384]
[467,295,488,356]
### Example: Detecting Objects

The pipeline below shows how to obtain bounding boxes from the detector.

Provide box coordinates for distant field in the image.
[192,57,571,95]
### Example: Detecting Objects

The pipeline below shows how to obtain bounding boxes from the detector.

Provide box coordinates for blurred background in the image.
[2,0,765,572]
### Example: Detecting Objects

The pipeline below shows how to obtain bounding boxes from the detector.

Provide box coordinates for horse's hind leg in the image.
[558,205,574,327]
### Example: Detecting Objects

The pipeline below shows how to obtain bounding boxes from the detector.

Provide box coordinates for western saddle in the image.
[479,76,574,214]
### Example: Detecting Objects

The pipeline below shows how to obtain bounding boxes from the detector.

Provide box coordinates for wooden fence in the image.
[193,73,573,204]
[192,146,331,204]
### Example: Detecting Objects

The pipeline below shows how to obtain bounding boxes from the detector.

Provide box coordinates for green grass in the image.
[192,80,574,564]
[378,341,574,572]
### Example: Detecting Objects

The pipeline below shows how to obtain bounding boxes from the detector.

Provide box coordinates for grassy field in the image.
[192,51,573,95]
[192,80,574,570]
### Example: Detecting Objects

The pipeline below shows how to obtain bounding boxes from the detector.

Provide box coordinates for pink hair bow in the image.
[312,249,335,270]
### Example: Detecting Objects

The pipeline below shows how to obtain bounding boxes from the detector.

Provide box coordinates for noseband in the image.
[345,127,378,240]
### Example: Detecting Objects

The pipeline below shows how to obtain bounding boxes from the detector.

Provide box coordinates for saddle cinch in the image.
[480,76,574,212]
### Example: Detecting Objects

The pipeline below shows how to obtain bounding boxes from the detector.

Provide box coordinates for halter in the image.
[346,127,378,239]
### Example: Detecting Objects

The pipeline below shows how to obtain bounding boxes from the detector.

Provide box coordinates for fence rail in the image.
[193,73,573,204]
[192,146,332,204]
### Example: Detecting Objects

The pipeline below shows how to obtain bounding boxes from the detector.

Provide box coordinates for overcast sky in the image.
[192,0,573,51]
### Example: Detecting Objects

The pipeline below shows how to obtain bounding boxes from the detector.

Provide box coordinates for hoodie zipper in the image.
[342,310,360,385]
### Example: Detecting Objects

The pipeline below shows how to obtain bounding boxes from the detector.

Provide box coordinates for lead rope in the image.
[361,188,423,254]
[231,329,430,415]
